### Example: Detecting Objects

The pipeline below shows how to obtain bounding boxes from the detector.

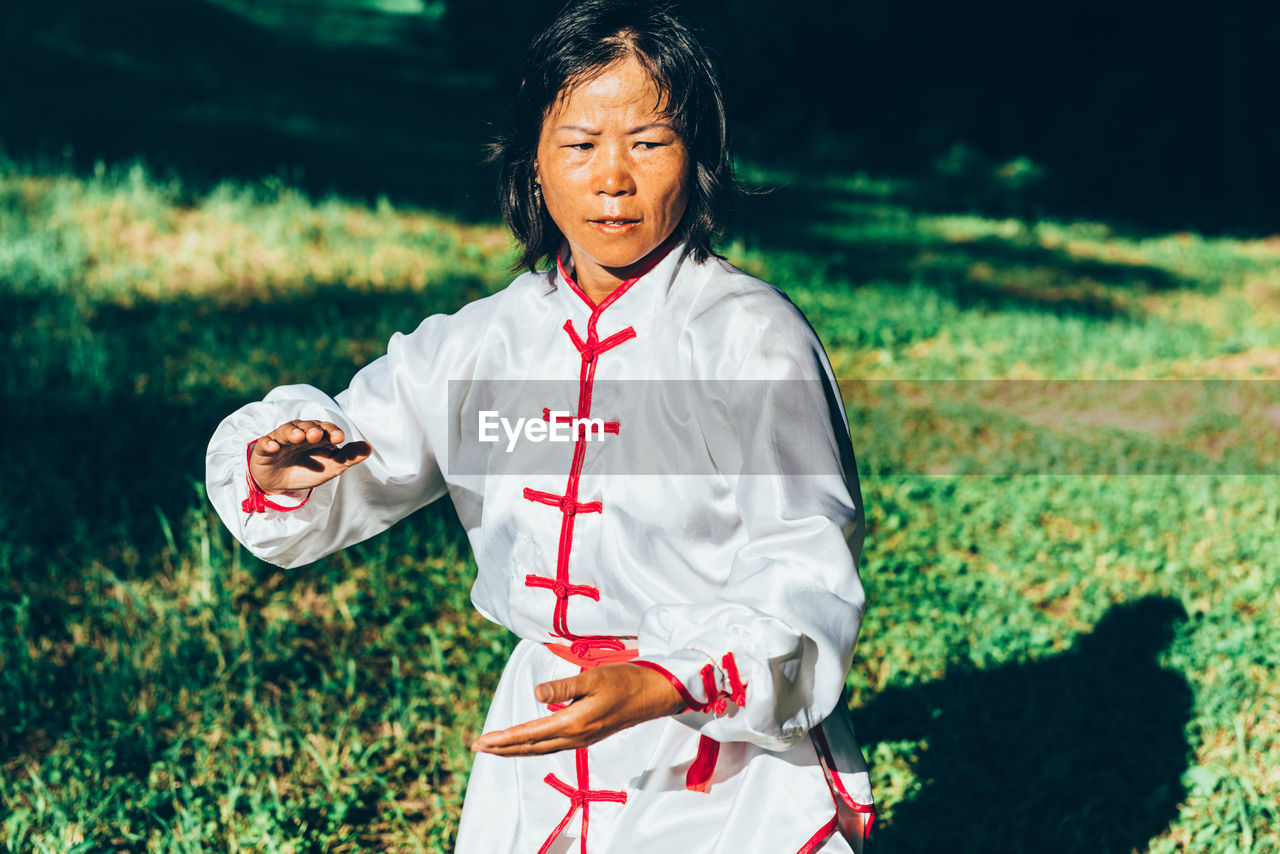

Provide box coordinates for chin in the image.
[601,251,653,271]
[608,236,674,265]
[577,242,652,272]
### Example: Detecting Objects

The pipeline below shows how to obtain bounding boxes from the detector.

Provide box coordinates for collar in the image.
[554,238,689,327]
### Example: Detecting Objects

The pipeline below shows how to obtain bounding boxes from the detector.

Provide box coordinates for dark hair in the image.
[490,0,737,273]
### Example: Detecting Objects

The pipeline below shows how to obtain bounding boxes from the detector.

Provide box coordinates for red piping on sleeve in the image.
[723,652,748,707]
[628,661,721,793]
[630,656,748,717]
[631,652,750,794]
[628,657,724,793]
[811,722,875,841]
[796,815,839,854]
[630,660,702,712]
[686,736,720,793]
[241,440,313,514]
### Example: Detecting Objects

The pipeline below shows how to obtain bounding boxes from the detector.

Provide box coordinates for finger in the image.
[471,703,591,752]
[534,674,592,705]
[315,421,346,444]
[261,421,312,453]
[472,734,582,756]
[471,719,593,756]
[302,423,327,445]
[472,717,566,750]
[269,421,307,445]
[278,420,326,445]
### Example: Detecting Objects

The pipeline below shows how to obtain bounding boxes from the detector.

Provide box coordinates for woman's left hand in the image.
[471,662,686,756]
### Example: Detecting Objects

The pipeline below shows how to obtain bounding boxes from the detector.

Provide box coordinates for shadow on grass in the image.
[857,596,1192,853]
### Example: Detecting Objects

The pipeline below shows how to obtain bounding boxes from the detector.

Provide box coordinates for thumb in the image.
[336,441,373,467]
[535,674,589,705]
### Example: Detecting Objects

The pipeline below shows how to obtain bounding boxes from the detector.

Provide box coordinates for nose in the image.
[593,144,636,197]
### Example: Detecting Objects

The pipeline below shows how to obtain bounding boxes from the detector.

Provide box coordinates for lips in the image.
[588,218,642,236]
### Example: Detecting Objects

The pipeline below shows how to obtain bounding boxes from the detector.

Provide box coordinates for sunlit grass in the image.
[16,163,513,301]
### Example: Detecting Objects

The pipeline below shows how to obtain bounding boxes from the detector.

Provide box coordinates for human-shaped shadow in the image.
[856,596,1192,853]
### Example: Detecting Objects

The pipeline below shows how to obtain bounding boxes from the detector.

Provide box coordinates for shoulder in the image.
[679,255,829,380]
[394,269,553,360]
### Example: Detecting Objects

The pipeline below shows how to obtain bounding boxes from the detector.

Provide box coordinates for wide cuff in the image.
[241,440,313,513]
[632,648,746,717]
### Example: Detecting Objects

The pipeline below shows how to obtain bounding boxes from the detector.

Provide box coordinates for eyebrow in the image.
[554,122,677,135]
[627,121,677,134]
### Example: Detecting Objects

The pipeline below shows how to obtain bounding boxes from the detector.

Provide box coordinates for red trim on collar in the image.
[556,238,678,311]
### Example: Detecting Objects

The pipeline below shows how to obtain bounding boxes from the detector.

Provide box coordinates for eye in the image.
[635,141,666,150]
[564,142,593,151]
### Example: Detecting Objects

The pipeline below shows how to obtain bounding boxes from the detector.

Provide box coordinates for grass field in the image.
[2,156,1278,852]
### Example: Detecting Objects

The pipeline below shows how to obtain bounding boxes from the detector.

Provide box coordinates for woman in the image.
[206,1,874,851]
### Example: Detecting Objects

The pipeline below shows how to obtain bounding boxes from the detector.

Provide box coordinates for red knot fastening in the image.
[526,574,600,602]
[535,741,630,854]
[525,240,676,854]
[563,320,636,366]
[524,488,602,516]
[569,637,626,658]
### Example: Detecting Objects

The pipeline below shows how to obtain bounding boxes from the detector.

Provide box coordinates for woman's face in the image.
[535,55,691,298]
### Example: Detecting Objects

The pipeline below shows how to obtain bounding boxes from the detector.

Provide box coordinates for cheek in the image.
[663,163,693,221]
[540,157,589,201]
[541,176,582,223]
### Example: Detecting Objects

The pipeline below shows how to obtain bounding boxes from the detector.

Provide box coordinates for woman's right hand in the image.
[249,420,373,493]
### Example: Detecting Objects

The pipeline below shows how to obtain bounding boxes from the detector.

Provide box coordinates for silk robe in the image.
[206,244,874,853]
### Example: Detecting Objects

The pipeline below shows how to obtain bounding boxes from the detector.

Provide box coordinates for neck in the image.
[561,240,677,308]
[575,266,628,306]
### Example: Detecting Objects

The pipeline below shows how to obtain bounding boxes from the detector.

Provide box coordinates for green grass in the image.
[2,157,1278,851]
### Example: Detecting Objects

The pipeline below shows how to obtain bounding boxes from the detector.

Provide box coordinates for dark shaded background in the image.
[4,0,1278,233]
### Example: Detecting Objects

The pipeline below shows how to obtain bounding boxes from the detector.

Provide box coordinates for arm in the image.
[634,300,866,751]
[206,315,456,569]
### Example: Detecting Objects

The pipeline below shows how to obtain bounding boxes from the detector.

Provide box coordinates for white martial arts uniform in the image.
[206,243,875,853]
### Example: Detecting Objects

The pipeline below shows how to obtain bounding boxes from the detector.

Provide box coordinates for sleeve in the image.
[634,298,866,752]
[205,313,462,569]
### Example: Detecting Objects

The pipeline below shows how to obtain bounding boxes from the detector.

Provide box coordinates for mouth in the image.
[589,218,641,235]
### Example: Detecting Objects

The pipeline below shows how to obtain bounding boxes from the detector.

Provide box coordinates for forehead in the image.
[545,55,670,126]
